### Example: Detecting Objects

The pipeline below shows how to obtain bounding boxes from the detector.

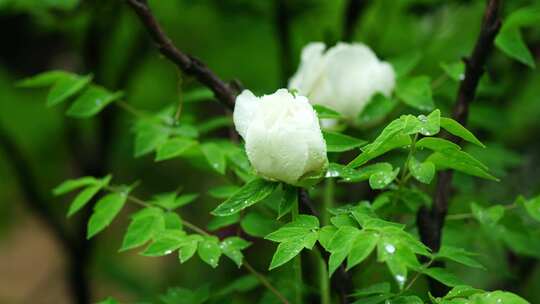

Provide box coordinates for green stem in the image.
[319,180,333,304]
[292,190,302,304]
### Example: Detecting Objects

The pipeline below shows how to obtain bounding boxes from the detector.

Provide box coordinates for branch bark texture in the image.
[126,0,237,110]
[416,0,502,296]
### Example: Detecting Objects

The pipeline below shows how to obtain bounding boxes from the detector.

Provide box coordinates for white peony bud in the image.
[289,42,396,119]
[233,89,328,185]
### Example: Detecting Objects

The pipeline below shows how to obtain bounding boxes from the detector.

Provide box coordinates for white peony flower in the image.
[233,89,328,185]
[289,42,396,119]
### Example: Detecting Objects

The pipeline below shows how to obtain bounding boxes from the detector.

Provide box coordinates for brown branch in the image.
[342,0,367,42]
[126,0,237,110]
[416,0,501,296]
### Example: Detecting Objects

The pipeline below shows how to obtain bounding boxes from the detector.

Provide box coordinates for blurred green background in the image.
[0,0,539,303]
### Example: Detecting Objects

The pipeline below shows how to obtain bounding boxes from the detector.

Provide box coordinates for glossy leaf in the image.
[408,157,435,184]
[423,267,463,287]
[198,236,222,268]
[142,230,186,256]
[220,236,251,267]
[440,117,485,147]
[396,76,434,111]
[201,142,226,174]
[47,74,92,107]
[323,131,367,152]
[87,192,128,239]
[120,207,165,251]
[212,179,277,216]
[66,85,123,118]
[369,167,400,190]
[155,137,198,161]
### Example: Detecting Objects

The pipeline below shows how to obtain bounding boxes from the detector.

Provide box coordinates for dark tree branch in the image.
[126,0,237,110]
[416,0,501,296]
[342,0,367,42]
[274,0,293,86]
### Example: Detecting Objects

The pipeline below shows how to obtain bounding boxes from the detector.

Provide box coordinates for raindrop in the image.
[418,115,428,122]
[459,74,465,80]
[384,244,396,254]
[164,250,172,255]
[395,274,406,288]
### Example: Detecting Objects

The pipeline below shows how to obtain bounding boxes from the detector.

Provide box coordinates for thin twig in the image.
[244,261,290,304]
[126,0,237,110]
[416,0,501,296]
[105,187,288,304]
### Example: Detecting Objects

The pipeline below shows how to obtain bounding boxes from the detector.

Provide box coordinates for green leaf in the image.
[408,157,435,184]
[278,184,297,219]
[198,236,222,268]
[178,235,202,263]
[348,133,411,168]
[423,267,463,287]
[200,142,226,174]
[160,286,209,304]
[313,104,341,119]
[241,212,281,237]
[220,236,251,267]
[267,215,319,270]
[208,185,240,199]
[47,74,93,107]
[152,192,198,210]
[53,176,99,196]
[427,149,497,181]
[443,285,484,299]
[323,131,367,152]
[471,291,529,304]
[268,241,305,270]
[66,85,123,118]
[66,175,111,217]
[134,123,170,157]
[16,70,70,88]
[120,207,165,251]
[207,214,240,231]
[212,179,277,216]
[436,246,484,269]
[416,137,461,152]
[350,282,391,297]
[87,192,128,239]
[523,195,540,222]
[347,230,378,270]
[396,76,434,111]
[358,93,398,125]
[163,212,183,230]
[440,61,465,81]
[440,117,485,147]
[96,297,119,304]
[496,27,535,68]
[183,87,214,103]
[389,51,421,77]
[417,109,441,136]
[327,226,359,275]
[369,167,400,190]
[155,137,198,161]
[142,230,186,256]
